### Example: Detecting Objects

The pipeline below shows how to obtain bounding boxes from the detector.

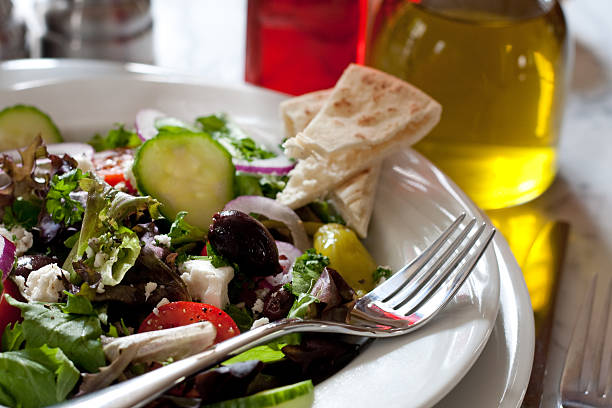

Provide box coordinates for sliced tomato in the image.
[0,279,24,338]
[92,148,137,193]
[102,173,136,193]
[138,301,239,343]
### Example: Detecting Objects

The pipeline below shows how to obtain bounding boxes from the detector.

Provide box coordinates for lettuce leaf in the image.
[223,333,301,365]
[287,292,319,319]
[7,295,105,372]
[288,249,329,296]
[1,322,24,352]
[96,227,141,286]
[168,211,206,246]
[0,345,79,408]
[63,177,159,286]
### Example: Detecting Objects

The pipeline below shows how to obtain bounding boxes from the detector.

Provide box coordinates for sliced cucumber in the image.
[0,105,63,151]
[133,130,235,230]
[203,380,314,408]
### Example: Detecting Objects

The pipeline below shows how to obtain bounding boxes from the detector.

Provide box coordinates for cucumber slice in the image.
[0,105,63,151]
[203,380,314,408]
[133,131,235,230]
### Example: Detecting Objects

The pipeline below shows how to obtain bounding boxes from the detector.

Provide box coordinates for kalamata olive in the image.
[14,255,58,279]
[262,287,295,321]
[208,210,282,276]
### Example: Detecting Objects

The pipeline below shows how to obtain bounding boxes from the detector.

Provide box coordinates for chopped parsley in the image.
[45,169,88,226]
[373,266,393,283]
[196,114,275,162]
[235,173,288,199]
[89,124,141,152]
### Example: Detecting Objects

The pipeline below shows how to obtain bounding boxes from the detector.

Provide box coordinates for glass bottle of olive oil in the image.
[368,0,569,209]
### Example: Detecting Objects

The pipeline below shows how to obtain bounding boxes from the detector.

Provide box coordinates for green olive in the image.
[313,223,376,293]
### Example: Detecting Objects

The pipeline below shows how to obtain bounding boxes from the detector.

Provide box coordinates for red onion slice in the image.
[233,156,295,175]
[0,236,16,281]
[135,109,166,141]
[276,241,302,265]
[224,196,309,251]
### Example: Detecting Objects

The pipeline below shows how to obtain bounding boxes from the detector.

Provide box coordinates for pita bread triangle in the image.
[277,64,441,212]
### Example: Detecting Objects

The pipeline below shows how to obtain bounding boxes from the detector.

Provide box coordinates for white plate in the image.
[0,73,511,407]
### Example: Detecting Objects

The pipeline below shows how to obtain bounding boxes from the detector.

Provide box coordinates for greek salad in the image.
[0,104,392,408]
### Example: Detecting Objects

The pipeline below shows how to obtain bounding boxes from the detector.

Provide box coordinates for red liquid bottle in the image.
[245,0,367,95]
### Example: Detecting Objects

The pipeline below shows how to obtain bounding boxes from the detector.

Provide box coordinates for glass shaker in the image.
[42,0,153,63]
[0,0,28,60]
[367,0,570,209]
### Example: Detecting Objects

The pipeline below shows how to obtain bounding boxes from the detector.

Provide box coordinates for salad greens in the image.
[288,249,330,296]
[168,211,206,246]
[46,169,88,225]
[7,295,106,372]
[235,173,289,200]
[89,124,141,152]
[0,345,79,408]
[373,265,393,283]
[62,176,158,287]
[2,198,41,229]
[196,114,275,162]
[0,107,385,408]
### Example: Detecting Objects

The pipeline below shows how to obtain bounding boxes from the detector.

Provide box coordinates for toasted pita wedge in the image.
[280,89,331,138]
[277,64,441,210]
[280,89,380,237]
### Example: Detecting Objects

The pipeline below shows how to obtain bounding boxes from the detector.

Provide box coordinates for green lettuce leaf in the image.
[96,227,141,286]
[1,322,25,352]
[63,177,159,286]
[7,295,105,372]
[168,211,206,246]
[223,304,253,333]
[288,249,329,296]
[223,334,301,365]
[287,292,319,319]
[2,198,42,229]
[0,345,79,408]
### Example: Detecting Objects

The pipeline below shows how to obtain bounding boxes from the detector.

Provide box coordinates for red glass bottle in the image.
[245,0,366,95]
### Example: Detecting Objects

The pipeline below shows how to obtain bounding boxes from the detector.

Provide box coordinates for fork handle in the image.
[54,318,308,408]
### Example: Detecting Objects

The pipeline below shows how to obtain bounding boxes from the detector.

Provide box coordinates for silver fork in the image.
[561,273,612,407]
[55,213,495,408]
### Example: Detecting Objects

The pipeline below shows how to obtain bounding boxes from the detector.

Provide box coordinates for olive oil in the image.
[368,1,569,209]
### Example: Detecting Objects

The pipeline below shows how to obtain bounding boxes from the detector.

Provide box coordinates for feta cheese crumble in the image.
[251,317,270,330]
[153,234,171,248]
[16,263,69,302]
[179,259,234,308]
[251,298,264,314]
[144,282,158,300]
[0,224,33,256]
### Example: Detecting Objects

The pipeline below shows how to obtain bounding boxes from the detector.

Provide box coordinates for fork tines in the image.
[354,213,495,328]
[561,274,612,407]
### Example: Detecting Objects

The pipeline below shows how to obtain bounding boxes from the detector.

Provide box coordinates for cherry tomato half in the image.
[0,279,24,338]
[138,301,240,343]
